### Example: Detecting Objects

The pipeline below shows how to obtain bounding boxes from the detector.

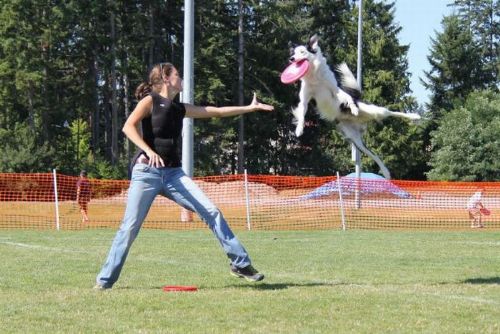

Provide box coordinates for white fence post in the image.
[337,171,346,231]
[52,169,60,231]
[244,169,251,230]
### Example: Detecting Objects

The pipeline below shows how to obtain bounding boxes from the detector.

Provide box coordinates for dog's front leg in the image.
[291,85,311,137]
[337,90,359,116]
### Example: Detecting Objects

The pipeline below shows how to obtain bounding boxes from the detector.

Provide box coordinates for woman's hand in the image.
[145,149,165,168]
[249,92,274,112]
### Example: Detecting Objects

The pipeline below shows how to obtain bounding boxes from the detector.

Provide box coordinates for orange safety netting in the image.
[0,172,498,230]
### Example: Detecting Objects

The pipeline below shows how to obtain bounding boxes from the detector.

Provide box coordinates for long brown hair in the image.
[134,62,175,100]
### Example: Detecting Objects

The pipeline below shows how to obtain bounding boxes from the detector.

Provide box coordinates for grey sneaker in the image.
[93,284,111,291]
[230,264,264,282]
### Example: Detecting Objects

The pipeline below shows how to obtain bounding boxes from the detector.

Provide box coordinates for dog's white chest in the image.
[313,88,340,121]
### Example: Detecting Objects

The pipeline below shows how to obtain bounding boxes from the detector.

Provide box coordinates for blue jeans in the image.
[96,164,251,287]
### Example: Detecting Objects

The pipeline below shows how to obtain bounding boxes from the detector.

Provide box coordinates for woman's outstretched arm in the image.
[185,93,274,119]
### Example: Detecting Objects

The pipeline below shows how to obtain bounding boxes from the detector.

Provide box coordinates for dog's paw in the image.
[407,113,421,120]
[295,126,304,137]
[350,104,359,116]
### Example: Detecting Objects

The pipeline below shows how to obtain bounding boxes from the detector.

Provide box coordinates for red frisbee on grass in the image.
[480,208,491,216]
[162,285,198,292]
[280,59,310,84]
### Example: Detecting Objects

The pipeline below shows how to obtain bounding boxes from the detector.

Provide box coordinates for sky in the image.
[392,0,454,105]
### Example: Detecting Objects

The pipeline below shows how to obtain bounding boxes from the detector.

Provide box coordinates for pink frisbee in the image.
[480,208,491,216]
[280,59,310,84]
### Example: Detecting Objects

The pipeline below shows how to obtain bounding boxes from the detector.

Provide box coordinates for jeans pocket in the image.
[132,163,150,174]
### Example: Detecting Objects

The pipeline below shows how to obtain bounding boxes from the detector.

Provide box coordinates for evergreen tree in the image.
[191,1,240,175]
[451,0,499,86]
[423,15,485,115]
[0,122,55,172]
[423,0,498,117]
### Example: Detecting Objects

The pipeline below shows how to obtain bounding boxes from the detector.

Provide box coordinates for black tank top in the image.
[131,92,186,169]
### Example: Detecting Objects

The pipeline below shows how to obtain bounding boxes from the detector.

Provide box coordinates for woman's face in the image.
[166,67,183,93]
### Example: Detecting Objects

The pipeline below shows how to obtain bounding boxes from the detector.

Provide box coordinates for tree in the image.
[423,15,485,115]
[423,0,499,117]
[190,1,241,175]
[451,0,499,86]
[0,1,185,176]
[421,2,498,181]
[0,1,51,135]
[0,122,54,173]
[427,90,500,181]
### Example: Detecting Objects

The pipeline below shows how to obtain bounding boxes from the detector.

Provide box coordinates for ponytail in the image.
[135,62,174,101]
[135,82,152,100]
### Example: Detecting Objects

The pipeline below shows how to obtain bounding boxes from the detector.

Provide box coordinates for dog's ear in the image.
[288,41,296,56]
[308,34,319,53]
[309,34,319,45]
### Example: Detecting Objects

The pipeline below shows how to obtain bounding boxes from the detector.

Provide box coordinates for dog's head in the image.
[281,35,322,85]
[289,34,321,63]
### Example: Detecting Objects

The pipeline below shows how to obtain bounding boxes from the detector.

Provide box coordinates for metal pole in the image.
[357,0,363,89]
[353,0,363,209]
[52,169,60,231]
[181,0,194,177]
[181,0,195,222]
[336,172,346,231]
[244,169,251,230]
[237,0,245,174]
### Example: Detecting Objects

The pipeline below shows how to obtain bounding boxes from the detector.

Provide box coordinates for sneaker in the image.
[93,284,111,291]
[230,264,264,282]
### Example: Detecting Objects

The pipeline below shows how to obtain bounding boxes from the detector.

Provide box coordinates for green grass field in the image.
[1,229,499,333]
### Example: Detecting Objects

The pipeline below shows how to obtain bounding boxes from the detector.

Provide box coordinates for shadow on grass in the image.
[224,282,341,290]
[114,282,338,291]
[462,277,500,285]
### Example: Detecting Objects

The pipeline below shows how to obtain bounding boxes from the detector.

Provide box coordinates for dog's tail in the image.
[335,63,362,100]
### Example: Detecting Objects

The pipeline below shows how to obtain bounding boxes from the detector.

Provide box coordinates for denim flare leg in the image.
[96,163,251,287]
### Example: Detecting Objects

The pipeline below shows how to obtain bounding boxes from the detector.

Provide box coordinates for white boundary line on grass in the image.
[362,284,500,306]
[0,240,91,254]
[456,241,500,246]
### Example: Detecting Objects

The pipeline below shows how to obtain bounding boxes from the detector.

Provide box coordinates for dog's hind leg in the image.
[388,111,421,121]
[336,121,391,179]
[292,85,311,137]
[357,102,420,122]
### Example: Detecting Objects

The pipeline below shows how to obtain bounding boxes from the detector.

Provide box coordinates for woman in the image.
[95,62,274,289]
[76,170,91,223]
